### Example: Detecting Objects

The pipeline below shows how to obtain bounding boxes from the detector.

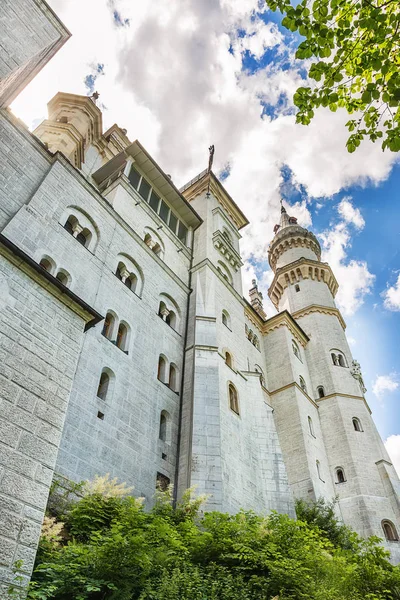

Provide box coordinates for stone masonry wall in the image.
[0,250,89,594]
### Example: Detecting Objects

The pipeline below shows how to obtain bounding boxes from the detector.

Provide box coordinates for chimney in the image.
[249,279,267,320]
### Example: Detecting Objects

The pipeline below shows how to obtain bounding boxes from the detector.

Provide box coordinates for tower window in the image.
[158,356,167,382]
[331,350,347,367]
[308,416,315,437]
[159,411,170,442]
[169,364,178,392]
[97,372,110,400]
[299,376,307,394]
[382,520,399,542]
[225,351,233,368]
[335,468,346,484]
[222,310,231,329]
[39,257,55,274]
[228,383,239,415]
[317,386,325,399]
[102,312,116,341]
[116,323,129,353]
[352,417,363,432]
[292,340,302,362]
[97,411,104,420]
[295,284,300,292]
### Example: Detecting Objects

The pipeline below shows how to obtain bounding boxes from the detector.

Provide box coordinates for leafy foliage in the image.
[265,0,400,152]
[11,480,400,600]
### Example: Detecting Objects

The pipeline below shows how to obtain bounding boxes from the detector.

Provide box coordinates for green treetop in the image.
[265,0,400,152]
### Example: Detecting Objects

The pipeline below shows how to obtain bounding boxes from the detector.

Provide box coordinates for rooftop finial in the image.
[90,91,100,105]
[206,144,214,198]
[280,199,286,214]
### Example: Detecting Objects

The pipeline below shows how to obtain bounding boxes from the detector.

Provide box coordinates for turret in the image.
[268,205,338,313]
[33,92,103,169]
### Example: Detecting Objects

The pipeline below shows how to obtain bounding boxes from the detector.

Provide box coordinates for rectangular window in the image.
[177,222,188,245]
[168,212,178,234]
[159,199,170,224]
[128,165,141,190]
[139,177,151,201]
[149,190,160,212]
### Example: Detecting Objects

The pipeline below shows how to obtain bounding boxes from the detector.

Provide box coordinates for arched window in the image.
[115,261,138,293]
[299,376,307,394]
[308,416,315,437]
[228,384,239,415]
[61,209,98,252]
[159,410,170,442]
[317,386,325,399]
[169,364,178,392]
[292,340,301,361]
[39,256,55,274]
[166,310,177,329]
[102,312,116,340]
[158,295,181,332]
[331,350,347,367]
[55,270,70,287]
[116,322,129,353]
[76,228,91,247]
[295,284,300,292]
[222,310,230,329]
[352,417,363,432]
[124,274,137,292]
[335,467,346,484]
[316,460,323,481]
[97,371,110,400]
[144,231,164,259]
[225,352,232,368]
[382,520,399,542]
[158,356,167,382]
[64,215,76,235]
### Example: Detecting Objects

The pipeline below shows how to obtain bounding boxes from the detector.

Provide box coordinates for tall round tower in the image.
[268,206,400,559]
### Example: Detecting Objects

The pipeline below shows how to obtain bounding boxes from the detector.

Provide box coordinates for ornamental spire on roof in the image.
[273,202,298,234]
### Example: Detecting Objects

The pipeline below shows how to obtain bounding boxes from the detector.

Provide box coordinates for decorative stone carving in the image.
[351,360,367,394]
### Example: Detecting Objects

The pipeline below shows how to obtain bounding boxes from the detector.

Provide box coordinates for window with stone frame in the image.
[292,339,302,362]
[229,383,239,415]
[382,520,399,542]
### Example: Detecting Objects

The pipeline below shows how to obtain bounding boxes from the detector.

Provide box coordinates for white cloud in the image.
[337,197,365,229]
[382,274,400,312]
[385,435,400,476]
[319,211,374,316]
[9,0,399,310]
[372,374,399,401]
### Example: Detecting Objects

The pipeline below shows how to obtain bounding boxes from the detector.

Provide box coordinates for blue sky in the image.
[11,0,400,465]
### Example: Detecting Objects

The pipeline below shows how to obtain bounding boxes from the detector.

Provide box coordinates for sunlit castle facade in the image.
[1,0,400,592]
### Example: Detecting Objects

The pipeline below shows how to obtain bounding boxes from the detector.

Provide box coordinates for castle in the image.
[1,0,400,592]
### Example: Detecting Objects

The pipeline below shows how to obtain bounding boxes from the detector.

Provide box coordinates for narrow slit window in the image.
[97,372,110,400]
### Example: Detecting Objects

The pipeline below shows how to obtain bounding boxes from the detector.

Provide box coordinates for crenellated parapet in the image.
[268,258,339,309]
[268,224,321,271]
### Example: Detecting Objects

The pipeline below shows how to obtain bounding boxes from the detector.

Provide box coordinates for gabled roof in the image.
[92,140,202,229]
[180,169,249,231]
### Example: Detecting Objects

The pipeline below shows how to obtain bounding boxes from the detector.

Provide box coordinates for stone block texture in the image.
[0,0,70,107]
